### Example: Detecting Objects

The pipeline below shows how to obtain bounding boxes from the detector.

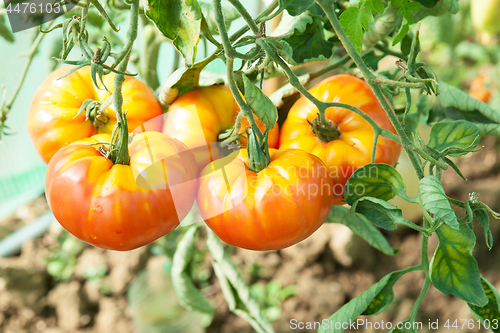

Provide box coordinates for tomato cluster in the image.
[29,68,400,251]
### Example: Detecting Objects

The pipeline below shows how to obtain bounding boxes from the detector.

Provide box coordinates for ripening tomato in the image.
[45,132,198,251]
[470,74,493,103]
[162,85,279,171]
[197,148,334,251]
[279,75,401,205]
[28,66,163,163]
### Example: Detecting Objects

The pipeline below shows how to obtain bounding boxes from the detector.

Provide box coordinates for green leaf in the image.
[473,207,494,250]
[284,13,334,64]
[145,0,202,66]
[0,14,14,43]
[431,80,500,124]
[326,206,397,256]
[339,6,374,53]
[344,163,406,205]
[414,0,439,8]
[206,229,273,333]
[468,276,500,331]
[198,0,239,35]
[413,0,459,22]
[391,1,422,46]
[418,176,459,229]
[318,272,398,333]
[242,74,278,129]
[362,269,407,316]
[278,0,315,16]
[389,321,418,333]
[171,226,215,326]
[428,120,480,157]
[351,197,410,230]
[430,224,488,306]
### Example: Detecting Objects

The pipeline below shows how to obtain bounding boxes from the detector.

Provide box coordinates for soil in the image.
[0,137,499,333]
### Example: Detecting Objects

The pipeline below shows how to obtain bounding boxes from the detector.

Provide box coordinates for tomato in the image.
[196,148,334,250]
[471,0,500,34]
[162,85,279,171]
[45,132,198,251]
[279,75,401,205]
[469,74,493,103]
[28,66,163,163]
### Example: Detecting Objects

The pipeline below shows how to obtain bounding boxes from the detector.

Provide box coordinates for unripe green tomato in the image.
[471,0,500,34]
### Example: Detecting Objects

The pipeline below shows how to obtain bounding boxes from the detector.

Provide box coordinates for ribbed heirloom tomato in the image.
[162,85,279,170]
[279,75,401,205]
[197,149,334,251]
[45,132,198,251]
[28,66,163,163]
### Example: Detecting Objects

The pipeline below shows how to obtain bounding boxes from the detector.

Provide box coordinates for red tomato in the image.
[28,66,163,163]
[279,75,401,205]
[45,132,198,251]
[162,85,279,171]
[197,148,334,250]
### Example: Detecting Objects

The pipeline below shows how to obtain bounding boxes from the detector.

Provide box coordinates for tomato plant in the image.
[162,84,279,170]
[27,66,163,163]
[197,147,334,251]
[3,0,500,331]
[279,74,401,205]
[45,132,198,251]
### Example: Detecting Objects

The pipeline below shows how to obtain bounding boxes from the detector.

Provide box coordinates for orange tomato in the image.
[197,148,334,250]
[470,74,493,103]
[28,66,163,163]
[45,132,197,251]
[162,85,279,171]
[279,75,401,205]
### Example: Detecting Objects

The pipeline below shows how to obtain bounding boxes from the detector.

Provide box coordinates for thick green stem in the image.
[316,0,425,180]
[228,0,260,35]
[110,0,139,165]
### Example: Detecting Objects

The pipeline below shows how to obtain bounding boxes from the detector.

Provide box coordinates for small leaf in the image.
[351,197,410,230]
[473,207,494,250]
[428,120,480,157]
[339,6,374,53]
[418,176,459,229]
[344,164,406,205]
[145,0,202,66]
[242,74,278,129]
[362,269,407,316]
[318,272,397,333]
[430,224,488,306]
[326,206,396,256]
[0,14,14,43]
[468,276,500,331]
[171,226,215,326]
[278,0,315,16]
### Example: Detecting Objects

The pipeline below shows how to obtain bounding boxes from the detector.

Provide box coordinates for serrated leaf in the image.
[428,120,480,157]
[351,197,410,230]
[284,14,334,64]
[339,6,374,53]
[473,207,494,250]
[418,176,459,229]
[278,0,315,16]
[242,74,278,129]
[326,206,396,256]
[145,0,202,66]
[0,14,14,43]
[318,272,396,333]
[171,226,215,326]
[198,0,239,35]
[468,276,500,331]
[431,80,500,124]
[269,74,309,107]
[362,269,407,316]
[430,224,488,306]
[344,164,406,205]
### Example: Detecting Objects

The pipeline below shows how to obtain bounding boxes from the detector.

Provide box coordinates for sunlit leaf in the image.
[243,74,278,129]
[418,176,459,229]
[428,120,480,157]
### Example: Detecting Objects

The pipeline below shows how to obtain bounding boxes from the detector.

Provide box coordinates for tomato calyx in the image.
[76,99,110,128]
[309,116,341,143]
[246,126,270,173]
